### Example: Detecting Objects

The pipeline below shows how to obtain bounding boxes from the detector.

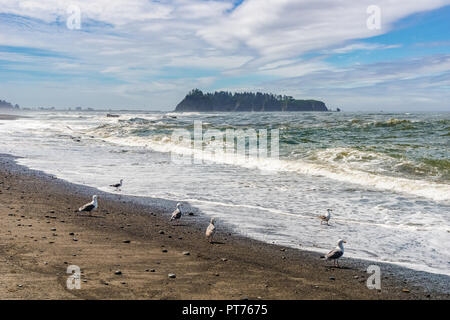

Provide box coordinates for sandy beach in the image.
[0,153,448,300]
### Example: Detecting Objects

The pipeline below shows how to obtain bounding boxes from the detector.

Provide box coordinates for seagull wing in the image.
[325,248,343,260]
[79,201,95,212]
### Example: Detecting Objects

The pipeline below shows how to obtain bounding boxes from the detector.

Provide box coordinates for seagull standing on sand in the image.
[322,239,346,267]
[170,203,183,224]
[76,195,98,214]
[110,179,123,191]
[319,209,332,225]
[205,218,216,243]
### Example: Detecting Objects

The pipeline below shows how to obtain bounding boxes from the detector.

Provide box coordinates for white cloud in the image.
[198,0,449,61]
[0,0,449,110]
[259,54,450,111]
[327,43,402,54]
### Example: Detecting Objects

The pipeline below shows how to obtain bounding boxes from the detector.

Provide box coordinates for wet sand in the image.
[0,154,448,300]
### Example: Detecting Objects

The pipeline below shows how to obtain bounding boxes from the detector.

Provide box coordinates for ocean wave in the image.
[311,147,449,182]
[91,133,450,202]
[349,118,416,130]
[375,118,413,127]
[74,115,450,202]
[3,111,450,276]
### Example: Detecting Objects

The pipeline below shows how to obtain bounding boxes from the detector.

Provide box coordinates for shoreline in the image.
[0,114,28,120]
[0,153,448,299]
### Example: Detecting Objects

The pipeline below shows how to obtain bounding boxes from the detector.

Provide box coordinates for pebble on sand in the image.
[168,273,176,279]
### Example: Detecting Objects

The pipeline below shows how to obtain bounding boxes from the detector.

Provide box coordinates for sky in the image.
[0,0,450,111]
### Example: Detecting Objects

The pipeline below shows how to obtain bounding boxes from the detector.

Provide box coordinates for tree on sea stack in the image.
[0,99,20,109]
[175,89,329,112]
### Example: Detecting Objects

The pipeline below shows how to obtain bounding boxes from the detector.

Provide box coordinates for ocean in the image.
[0,111,449,275]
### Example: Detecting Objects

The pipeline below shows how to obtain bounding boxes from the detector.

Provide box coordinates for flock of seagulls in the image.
[169,203,216,243]
[75,179,346,266]
[316,209,347,267]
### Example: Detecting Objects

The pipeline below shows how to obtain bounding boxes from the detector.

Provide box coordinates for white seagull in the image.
[205,218,216,243]
[319,209,332,225]
[170,203,183,224]
[323,239,346,267]
[76,195,98,214]
[110,179,123,191]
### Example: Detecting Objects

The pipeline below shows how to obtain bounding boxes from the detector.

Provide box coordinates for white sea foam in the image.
[95,133,450,202]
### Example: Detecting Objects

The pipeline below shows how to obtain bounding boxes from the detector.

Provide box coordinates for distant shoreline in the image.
[0,114,28,120]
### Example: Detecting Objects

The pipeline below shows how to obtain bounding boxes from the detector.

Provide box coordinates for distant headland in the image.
[0,99,20,109]
[175,89,329,112]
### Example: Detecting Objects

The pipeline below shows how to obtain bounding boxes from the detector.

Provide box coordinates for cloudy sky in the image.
[1,0,450,111]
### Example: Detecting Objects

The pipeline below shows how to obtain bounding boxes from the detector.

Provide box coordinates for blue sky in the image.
[0,0,449,111]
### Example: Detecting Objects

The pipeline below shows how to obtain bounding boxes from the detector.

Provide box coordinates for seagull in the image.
[319,209,332,225]
[110,179,123,191]
[170,203,183,224]
[205,218,216,243]
[76,195,98,214]
[322,239,346,267]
